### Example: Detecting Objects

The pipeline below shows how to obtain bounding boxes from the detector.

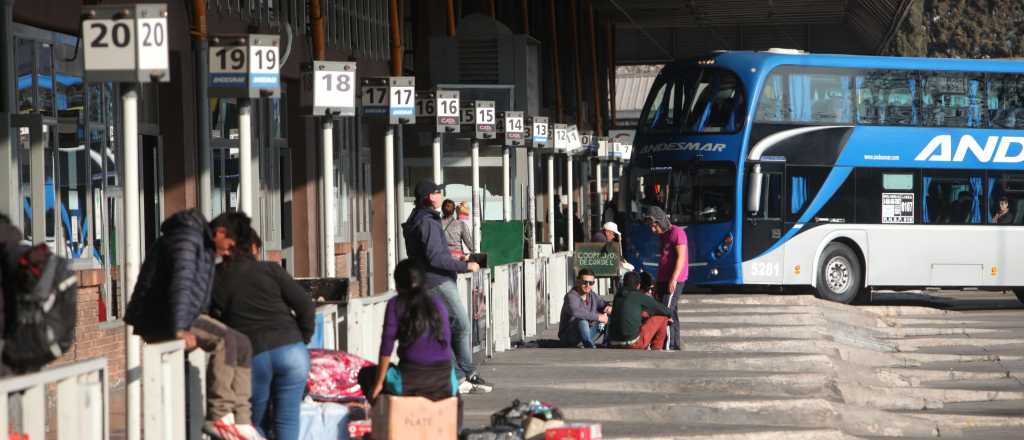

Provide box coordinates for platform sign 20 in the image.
[82,4,170,83]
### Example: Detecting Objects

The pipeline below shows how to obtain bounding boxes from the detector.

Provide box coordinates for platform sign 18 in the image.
[301,61,356,116]
[436,91,460,133]
[82,4,170,83]
[474,101,496,140]
[389,77,415,125]
[208,34,280,98]
[531,117,549,147]
[503,111,524,147]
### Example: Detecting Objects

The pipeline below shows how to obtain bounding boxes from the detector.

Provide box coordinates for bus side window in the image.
[988,173,1024,225]
[923,173,983,224]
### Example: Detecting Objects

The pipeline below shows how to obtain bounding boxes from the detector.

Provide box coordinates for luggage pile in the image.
[462,399,600,440]
[301,349,375,439]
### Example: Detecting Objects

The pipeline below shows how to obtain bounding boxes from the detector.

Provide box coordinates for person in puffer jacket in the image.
[125,209,264,440]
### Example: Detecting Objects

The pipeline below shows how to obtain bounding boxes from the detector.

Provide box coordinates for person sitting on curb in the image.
[558,269,611,348]
[608,272,673,350]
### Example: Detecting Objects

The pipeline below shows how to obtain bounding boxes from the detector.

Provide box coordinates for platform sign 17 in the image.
[389,77,415,124]
[82,4,170,83]
[504,111,524,147]
[361,78,388,116]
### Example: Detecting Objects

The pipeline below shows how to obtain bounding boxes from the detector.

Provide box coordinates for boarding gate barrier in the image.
[0,358,109,440]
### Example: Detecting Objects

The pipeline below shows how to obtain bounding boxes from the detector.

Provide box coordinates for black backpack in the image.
[2,244,78,372]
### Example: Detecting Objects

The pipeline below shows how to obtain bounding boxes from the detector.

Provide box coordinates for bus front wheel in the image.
[816,243,865,304]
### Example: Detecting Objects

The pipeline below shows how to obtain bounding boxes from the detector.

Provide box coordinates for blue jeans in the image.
[429,281,476,380]
[251,342,310,440]
[561,319,604,348]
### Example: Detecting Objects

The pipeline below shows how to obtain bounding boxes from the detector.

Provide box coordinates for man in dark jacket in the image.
[125,209,263,440]
[608,272,672,350]
[403,180,491,394]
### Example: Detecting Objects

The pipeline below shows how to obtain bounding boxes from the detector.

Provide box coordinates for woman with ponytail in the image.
[369,259,457,401]
[209,212,316,440]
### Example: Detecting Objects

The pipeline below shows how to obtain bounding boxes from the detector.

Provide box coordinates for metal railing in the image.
[142,340,186,440]
[345,292,397,361]
[0,358,109,440]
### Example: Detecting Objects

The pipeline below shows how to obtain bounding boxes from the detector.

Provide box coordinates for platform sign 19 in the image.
[208,34,280,98]
[531,117,549,147]
[82,4,170,83]
[553,124,568,152]
[389,77,415,125]
[436,91,460,133]
[474,101,496,140]
[361,78,388,116]
[301,61,356,116]
[503,111,524,147]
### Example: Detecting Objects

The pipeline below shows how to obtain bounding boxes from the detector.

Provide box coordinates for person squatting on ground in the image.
[403,180,491,394]
[608,272,673,350]
[644,206,688,350]
[558,269,612,348]
[441,199,475,259]
[125,209,263,440]
[209,213,316,440]
[364,259,458,401]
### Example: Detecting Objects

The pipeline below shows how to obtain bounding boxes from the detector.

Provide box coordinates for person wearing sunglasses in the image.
[558,269,612,348]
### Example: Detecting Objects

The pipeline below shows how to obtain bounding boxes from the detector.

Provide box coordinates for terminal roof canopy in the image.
[597,0,912,63]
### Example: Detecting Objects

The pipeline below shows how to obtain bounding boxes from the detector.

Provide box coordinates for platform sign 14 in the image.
[504,111,524,147]
[82,4,170,83]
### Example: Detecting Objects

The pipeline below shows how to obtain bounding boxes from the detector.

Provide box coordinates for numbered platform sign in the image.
[597,137,609,159]
[416,91,436,119]
[553,124,568,152]
[580,131,596,156]
[82,4,170,83]
[301,61,356,116]
[503,111,524,147]
[530,116,549,148]
[208,34,280,98]
[567,125,581,153]
[436,90,460,133]
[389,77,415,125]
[361,77,388,116]
[474,101,496,140]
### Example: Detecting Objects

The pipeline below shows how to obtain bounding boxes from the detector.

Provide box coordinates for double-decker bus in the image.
[623,49,1024,304]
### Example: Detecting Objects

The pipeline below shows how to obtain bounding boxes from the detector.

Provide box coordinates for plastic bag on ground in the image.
[307,349,375,402]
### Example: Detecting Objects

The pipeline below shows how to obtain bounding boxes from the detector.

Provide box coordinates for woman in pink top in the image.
[643,206,687,350]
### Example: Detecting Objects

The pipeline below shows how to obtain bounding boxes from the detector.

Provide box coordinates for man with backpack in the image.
[125,209,263,440]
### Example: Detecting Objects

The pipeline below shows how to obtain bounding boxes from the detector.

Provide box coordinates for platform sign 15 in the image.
[531,117,549,147]
[82,4,170,83]
[436,91,460,133]
[389,77,415,125]
[301,61,356,116]
[208,34,280,98]
[503,111,524,147]
[474,101,496,140]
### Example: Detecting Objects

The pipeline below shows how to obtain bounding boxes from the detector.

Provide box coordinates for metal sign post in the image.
[208,33,281,221]
[553,123,569,252]
[501,111,524,221]
[529,116,549,253]
[596,137,605,222]
[565,125,580,253]
[418,90,460,185]
[82,5,169,440]
[466,100,495,252]
[301,61,356,277]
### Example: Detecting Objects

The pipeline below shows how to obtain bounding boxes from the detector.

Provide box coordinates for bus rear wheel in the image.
[816,243,865,304]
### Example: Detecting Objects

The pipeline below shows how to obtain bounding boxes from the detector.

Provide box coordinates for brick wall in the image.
[49,269,127,387]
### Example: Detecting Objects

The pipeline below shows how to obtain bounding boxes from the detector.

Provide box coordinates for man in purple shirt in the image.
[644,206,687,350]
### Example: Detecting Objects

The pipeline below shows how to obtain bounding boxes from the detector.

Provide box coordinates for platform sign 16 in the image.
[436,91,460,133]
[416,91,436,118]
[503,111,524,147]
[301,61,356,116]
[389,77,415,124]
[531,117,549,147]
[82,4,170,83]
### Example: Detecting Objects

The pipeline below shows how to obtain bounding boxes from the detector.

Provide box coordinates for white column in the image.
[396,127,407,261]
[321,119,336,277]
[432,134,443,184]
[29,122,44,244]
[608,161,615,207]
[546,154,555,246]
[527,149,536,257]
[122,84,142,440]
[238,99,253,215]
[384,126,397,291]
[566,154,574,253]
[471,140,481,252]
[502,146,511,221]
[595,160,604,223]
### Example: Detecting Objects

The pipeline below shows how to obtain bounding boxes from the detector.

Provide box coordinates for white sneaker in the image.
[458,380,474,395]
[234,424,266,440]
[203,414,242,440]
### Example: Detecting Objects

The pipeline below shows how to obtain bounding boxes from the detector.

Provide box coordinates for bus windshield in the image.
[636,162,736,225]
[639,68,747,134]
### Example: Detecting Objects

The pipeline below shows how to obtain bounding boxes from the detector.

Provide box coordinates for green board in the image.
[480,220,525,267]
[573,242,622,278]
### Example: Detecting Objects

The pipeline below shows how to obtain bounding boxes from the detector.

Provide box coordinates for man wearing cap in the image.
[402,180,492,394]
[644,206,687,350]
[592,222,621,243]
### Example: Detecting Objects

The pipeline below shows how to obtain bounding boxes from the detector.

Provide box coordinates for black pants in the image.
[656,281,684,350]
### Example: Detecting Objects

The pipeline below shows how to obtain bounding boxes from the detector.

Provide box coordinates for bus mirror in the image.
[747,164,763,214]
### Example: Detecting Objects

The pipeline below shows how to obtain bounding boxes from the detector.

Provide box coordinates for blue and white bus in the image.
[624,49,1024,304]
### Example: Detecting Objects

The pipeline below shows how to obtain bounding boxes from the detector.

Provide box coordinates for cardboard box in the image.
[347,419,372,438]
[545,423,602,440]
[371,395,458,440]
